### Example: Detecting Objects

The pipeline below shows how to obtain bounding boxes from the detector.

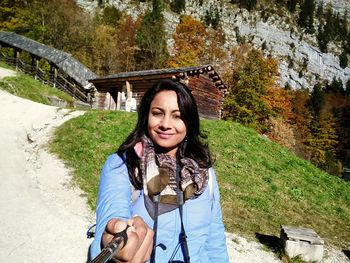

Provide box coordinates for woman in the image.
[90,79,229,262]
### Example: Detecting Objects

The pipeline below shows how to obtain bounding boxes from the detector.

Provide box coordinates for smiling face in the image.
[147,90,187,157]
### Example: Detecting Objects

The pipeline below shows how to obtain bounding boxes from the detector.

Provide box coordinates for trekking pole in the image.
[89,225,129,263]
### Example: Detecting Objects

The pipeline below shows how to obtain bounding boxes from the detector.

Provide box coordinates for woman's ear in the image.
[134,141,144,158]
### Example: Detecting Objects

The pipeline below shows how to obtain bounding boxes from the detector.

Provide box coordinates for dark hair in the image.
[117,79,211,189]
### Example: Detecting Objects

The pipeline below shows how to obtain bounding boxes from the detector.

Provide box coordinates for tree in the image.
[204,5,220,29]
[262,86,293,120]
[317,23,329,52]
[97,5,122,27]
[339,51,348,69]
[298,0,315,34]
[290,88,312,158]
[90,24,118,75]
[326,77,344,94]
[240,0,257,12]
[306,112,338,169]
[170,0,185,14]
[204,26,228,70]
[263,87,296,151]
[309,82,325,118]
[114,15,139,72]
[287,0,297,13]
[223,46,279,132]
[346,79,350,98]
[166,15,207,68]
[135,0,169,69]
[0,0,32,33]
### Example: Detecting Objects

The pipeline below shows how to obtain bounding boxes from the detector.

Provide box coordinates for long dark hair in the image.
[117,79,211,189]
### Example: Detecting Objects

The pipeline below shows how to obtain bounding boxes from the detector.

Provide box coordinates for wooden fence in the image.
[0,53,90,103]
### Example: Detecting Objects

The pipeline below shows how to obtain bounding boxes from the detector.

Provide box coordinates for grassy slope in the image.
[50,110,350,249]
[0,63,74,105]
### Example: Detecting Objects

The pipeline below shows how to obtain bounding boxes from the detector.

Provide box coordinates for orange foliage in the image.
[204,26,228,68]
[167,15,208,67]
[323,92,350,114]
[115,15,139,72]
[262,86,293,120]
[290,89,312,140]
[266,117,296,151]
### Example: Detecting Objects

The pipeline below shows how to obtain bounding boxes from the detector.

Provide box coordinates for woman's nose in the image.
[159,115,171,129]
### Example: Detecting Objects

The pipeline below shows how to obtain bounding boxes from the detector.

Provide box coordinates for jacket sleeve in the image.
[89,153,132,259]
[205,168,230,262]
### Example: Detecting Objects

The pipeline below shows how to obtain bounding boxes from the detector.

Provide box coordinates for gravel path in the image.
[0,67,348,263]
[0,68,94,262]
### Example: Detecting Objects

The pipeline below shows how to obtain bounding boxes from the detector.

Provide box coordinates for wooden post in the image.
[116,91,121,110]
[53,68,58,88]
[15,49,20,70]
[125,81,134,112]
[49,63,53,84]
[126,81,131,100]
[31,55,35,75]
[35,59,39,80]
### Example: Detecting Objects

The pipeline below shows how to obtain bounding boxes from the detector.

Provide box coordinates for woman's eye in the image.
[152,111,163,116]
[173,114,181,119]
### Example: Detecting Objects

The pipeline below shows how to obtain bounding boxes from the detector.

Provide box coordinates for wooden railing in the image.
[0,53,90,103]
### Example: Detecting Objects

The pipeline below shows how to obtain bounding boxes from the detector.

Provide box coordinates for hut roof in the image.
[89,65,227,93]
[0,31,97,88]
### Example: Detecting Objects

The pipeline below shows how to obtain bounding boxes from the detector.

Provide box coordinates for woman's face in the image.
[148,90,187,157]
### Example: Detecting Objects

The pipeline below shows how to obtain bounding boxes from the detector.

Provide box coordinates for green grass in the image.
[0,63,74,106]
[50,110,350,250]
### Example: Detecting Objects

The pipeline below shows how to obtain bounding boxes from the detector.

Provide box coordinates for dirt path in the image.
[0,67,348,263]
[0,69,94,262]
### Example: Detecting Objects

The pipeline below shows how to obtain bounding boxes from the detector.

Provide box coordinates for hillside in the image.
[49,109,350,252]
[78,0,350,90]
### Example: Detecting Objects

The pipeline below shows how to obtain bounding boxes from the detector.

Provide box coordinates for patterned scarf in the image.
[134,136,208,218]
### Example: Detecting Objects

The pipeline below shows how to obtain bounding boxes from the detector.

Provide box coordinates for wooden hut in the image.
[89,65,227,119]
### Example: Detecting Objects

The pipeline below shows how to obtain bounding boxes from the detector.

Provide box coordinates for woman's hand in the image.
[102,216,154,263]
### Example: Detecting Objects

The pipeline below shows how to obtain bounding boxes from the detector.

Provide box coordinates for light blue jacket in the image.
[90,154,229,262]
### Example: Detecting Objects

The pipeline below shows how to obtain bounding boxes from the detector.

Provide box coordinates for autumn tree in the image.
[290,88,312,158]
[114,15,139,72]
[223,46,279,132]
[306,112,339,171]
[166,15,208,68]
[95,5,122,27]
[263,86,296,150]
[262,86,293,120]
[305,82,340,173]
[135,0,169,69]
[0,0,33,33]
[90,24,118,76]
[204,26,228,71]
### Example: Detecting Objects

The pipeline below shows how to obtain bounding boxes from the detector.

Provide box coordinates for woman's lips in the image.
[157,132,173,139]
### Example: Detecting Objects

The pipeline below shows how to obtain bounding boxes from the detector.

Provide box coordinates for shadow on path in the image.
[255,232,283,255]
[343,250,350,260]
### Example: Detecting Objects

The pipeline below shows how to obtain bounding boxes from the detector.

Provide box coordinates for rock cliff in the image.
[77,0,350,90]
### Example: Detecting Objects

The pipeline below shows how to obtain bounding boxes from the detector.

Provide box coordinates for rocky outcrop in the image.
[78,0,350,90]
